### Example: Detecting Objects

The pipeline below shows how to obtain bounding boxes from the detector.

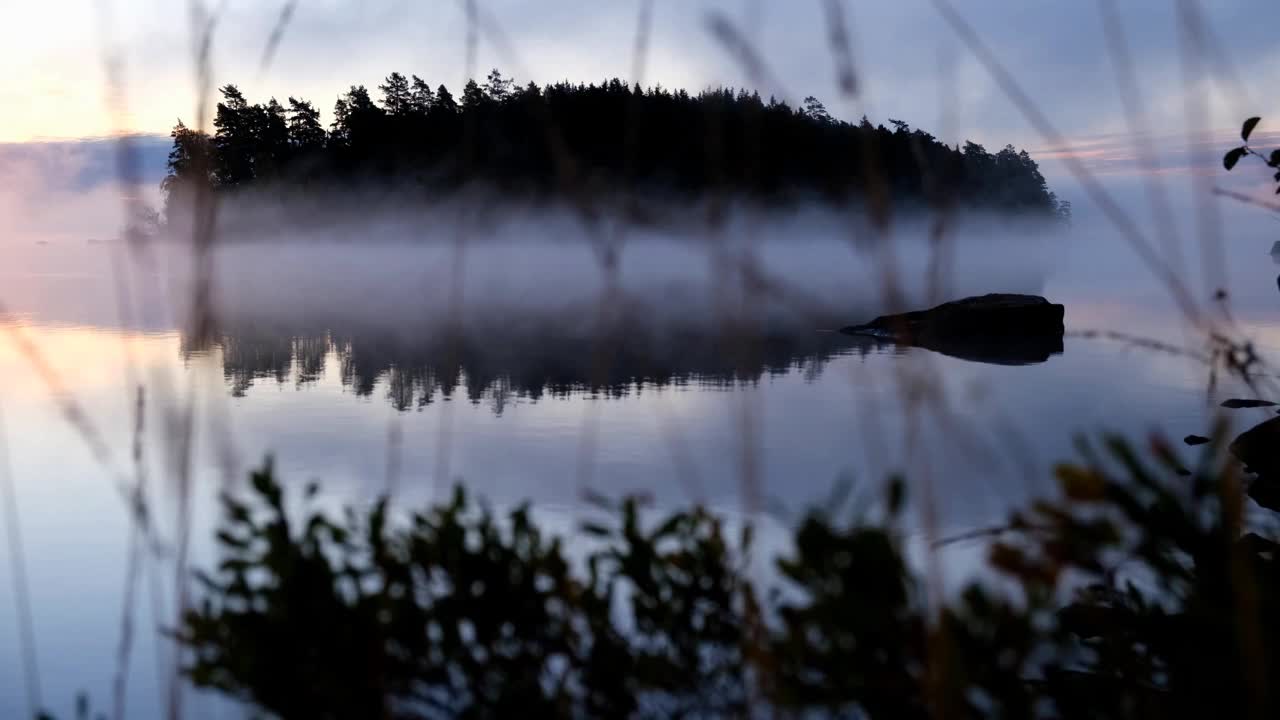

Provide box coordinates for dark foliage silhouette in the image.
[115,419,1277,719]
[1223,116,1280,200]
[162,70,1069,218]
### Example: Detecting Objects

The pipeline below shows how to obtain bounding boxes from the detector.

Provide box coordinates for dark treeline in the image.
[163,70,1070,218]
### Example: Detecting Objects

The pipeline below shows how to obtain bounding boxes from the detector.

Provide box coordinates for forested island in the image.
[162,70,1069,219]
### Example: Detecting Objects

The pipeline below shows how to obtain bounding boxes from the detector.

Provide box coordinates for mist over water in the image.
[7,199,1066,404]
[199,204,1056,381]
[7,194,1275,534]
[19,199,1060,329]
[3,185,1280,719]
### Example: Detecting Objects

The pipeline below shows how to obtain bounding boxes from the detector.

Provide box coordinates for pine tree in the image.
[213,85,257,185]
[461,79,487,110]
[161,120,212,220]
[379,72,412,116]
[803,96,833,124]
[162,121,211,188]
[484,69,515,102]
[434,85,458,114]
[287,97,326,150]
[257,98,291,177]
[331,85,383,149]
[410,76,434,115]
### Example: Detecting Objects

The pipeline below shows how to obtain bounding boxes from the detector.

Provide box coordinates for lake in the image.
[1,205,1278,717]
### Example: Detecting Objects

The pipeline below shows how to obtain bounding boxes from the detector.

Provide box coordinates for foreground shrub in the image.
[170,424,1280,719]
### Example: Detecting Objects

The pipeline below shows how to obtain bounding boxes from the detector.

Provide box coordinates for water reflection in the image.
[187,323,904,411]
[1270,242,1280,297]
[862,332,1064,366]
[5,226,1280,718]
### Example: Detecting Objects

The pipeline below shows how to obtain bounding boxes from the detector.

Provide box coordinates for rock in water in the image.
[839,294,1065,366]
[1221,398,1277,409]
[1232,417,1280,476]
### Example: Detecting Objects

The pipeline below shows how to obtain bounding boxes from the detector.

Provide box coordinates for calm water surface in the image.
[1,218,1278,717]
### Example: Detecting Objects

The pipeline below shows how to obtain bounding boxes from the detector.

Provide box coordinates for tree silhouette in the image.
[212,85,257,185]
[803,96,834,124]
[433,84,458,114]
[163,69,1068,220]
[378,72,412,116]
[256,98,291,178]
[286,97,325,151]
[161,119,212,216]
[409,75,434,115]
[484,68,515,103]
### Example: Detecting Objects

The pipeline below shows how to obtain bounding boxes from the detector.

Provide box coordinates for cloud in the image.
[7,1,1278,149]
[0,137,167,241]
[1033,128,1280,177]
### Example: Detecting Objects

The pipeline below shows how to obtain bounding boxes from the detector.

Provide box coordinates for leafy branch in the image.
[1222,116,1280,194]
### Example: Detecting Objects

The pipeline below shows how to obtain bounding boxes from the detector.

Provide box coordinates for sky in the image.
[2,1,1277,142]
[6,6,1280,716]
[2,0,1280,210]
